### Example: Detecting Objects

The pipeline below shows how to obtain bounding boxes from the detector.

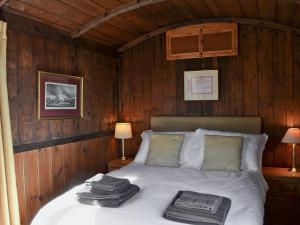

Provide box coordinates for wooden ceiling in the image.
[2,0,300,51]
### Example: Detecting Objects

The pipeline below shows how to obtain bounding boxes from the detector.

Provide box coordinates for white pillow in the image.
[134,130,152,163]
[179,132,203,169]
[196,128,268,171]
[134,130,194,164]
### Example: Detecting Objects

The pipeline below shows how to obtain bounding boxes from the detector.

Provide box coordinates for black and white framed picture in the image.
[37,71,83,119]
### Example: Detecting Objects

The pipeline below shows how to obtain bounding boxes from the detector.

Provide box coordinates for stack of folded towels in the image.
[164,190,231,225]
[77,175,140,207]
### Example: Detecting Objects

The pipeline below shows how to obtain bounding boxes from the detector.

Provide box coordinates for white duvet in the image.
[31,163,268,225]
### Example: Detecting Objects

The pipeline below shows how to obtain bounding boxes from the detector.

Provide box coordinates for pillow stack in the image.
[134,128,268,172]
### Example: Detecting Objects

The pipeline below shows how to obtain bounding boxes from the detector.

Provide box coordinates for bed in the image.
[31,116,268,225]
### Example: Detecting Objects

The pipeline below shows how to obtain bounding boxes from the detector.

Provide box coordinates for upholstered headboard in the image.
[150,116,262,134]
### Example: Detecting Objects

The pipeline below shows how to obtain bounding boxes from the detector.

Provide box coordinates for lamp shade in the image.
[115,123,132,139]
[282,128,300,144]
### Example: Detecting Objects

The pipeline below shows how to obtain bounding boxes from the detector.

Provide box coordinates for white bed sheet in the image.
[31,163,268,225]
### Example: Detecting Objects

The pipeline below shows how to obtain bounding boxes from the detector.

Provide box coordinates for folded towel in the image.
[86,175,130,192]
[164,191,231,225]
[77,184,140,208]
[77,184,139,200]
[174,191,223,213]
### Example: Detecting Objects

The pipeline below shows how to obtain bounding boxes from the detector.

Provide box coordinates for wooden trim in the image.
[13,131,113,153]
[0,0,8,8]
[0,8,118,57]
[118,17,300,52]
[71,0,165,38]
[278,0,300,4]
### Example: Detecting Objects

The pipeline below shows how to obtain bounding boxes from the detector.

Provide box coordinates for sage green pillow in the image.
[146,134,185,167]
[201,135,243,172]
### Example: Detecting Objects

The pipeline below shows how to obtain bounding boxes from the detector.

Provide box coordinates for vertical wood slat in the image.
[242,25,258,115]
[17,32,34,144]
[293,35,300,167]
[14,153,27,225]
[7,29,19,145]
[38,148,52,206]
[258,28,274,166]
[23,150,40,223]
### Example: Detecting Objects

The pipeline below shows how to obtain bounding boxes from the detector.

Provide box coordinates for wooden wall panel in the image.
[7,26,118,146]
[7,16,119,225]
[118,24,300,168]
[14,136,116,225]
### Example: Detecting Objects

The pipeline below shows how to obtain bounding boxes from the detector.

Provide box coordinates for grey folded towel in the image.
[164,191,231,225]
[77,184,140,208]
[86,175,130,192]
[77,184,139,200]
[174,191,223,213]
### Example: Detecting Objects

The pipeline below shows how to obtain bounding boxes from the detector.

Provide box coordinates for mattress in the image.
[31,163,268,225]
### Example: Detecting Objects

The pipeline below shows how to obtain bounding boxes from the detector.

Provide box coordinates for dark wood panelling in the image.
[7,25,118,146]
[7,16,119,225]
[14,136,117,225]
[2,0,300,50]
[0,10,117,56]
[118,24,300,168]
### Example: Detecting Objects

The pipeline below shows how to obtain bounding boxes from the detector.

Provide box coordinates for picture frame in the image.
[37,71,83,120]
[184,70,218,101]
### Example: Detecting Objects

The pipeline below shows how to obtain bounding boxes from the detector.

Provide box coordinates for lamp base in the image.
[121,156,126,161]
[288,167,299,173]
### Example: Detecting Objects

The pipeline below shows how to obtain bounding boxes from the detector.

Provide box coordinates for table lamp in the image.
[115,123,132,160]
[282,128,300,173]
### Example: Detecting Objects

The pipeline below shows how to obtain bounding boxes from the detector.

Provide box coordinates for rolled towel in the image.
[77,184,140,208]
[86,175,130,192]
[164,191,231,225]
[174,191,223,213]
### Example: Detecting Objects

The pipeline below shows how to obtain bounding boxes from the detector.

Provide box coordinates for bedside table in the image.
[263,167,300,225]
[108,158,133,172]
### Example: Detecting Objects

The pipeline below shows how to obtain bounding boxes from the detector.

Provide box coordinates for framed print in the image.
[184,70,218,101]
[37,71,83,119]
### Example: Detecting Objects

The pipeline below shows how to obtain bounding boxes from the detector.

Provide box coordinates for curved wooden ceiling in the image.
[2,0,300,50]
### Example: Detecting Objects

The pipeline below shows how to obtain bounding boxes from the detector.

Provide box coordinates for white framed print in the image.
[184,70,218,101]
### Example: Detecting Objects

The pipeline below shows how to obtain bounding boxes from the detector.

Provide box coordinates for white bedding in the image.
[31,163,268,225]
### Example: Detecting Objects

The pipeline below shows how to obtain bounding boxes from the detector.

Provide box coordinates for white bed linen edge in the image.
[31,163,268,225]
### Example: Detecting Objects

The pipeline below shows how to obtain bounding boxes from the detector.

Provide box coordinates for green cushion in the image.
[146,134,185,167]
[201,135,243,172]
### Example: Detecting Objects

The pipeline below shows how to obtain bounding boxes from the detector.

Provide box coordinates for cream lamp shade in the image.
[282,128,300,173]
[115,123,132,161]
[281,128,300,144]
[115,123,132,139]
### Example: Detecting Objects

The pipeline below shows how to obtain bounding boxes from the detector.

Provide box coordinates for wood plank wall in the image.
[14,136,117,225]
[7,28,118,146]
[118,24,300,168]
[6,14,119,225]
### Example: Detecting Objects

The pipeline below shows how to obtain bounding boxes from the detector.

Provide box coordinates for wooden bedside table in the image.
[108,158,133,172]
[263,167,300,225]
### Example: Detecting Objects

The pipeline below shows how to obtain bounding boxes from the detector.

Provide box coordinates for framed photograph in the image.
[184,70,218,101]
[37,71,83,119]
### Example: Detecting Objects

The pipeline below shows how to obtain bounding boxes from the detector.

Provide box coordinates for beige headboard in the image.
[150,116,262,134]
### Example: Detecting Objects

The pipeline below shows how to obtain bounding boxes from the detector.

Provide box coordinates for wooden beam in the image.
[71,0,165,38]
[118,17,300,52]
[13,131,113,153]
[0,0,9,8]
